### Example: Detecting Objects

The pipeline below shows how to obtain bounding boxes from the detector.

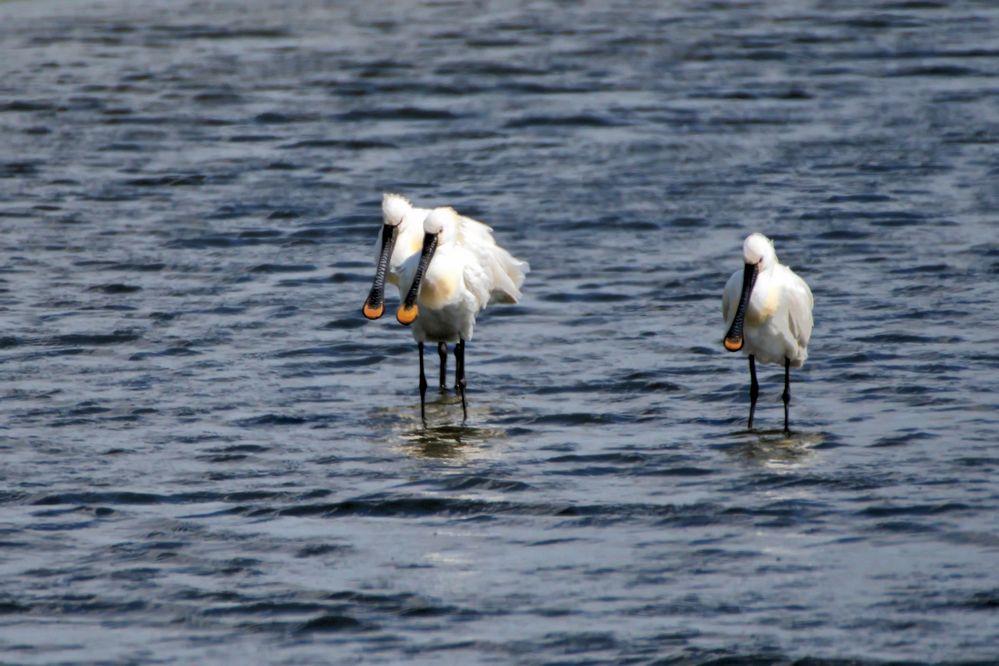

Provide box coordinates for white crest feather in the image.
[424,206,457,235]
[382,192,412,226]
[743,232,777,266]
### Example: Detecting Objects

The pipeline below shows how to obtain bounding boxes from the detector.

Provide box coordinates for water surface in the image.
[1,0,997,663]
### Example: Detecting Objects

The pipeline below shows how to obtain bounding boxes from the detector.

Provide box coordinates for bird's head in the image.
[724,233,775,352]
[362,193,413,320]
[382,192,412,228]
[396,207,453,326]
[742,232,777,271]
[423,206,458,242]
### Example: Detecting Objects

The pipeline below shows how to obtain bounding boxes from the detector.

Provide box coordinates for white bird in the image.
[363,193,460,390]
[362,193,429,320]
[363,198,529,421]
[722,232,813,433]
[395,205,529,421]
[363,193,457,391]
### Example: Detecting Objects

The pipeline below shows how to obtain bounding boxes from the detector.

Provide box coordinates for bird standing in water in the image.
[722,233,813,433]
[362,193,452,391]
[363,198,528,422]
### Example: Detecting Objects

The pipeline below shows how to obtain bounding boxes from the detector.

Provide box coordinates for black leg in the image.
[456,338,467,422]
[438,341,448,392]
[748,355,759,430]
[782,357,791,434]
[418,342,427,423]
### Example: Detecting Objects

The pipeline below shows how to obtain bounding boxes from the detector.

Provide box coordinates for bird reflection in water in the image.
[728,429,825,470]
[400,425,504,459]
[387,399,508,460]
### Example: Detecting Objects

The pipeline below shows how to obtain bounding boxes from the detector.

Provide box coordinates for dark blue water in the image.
[1,0,998,663]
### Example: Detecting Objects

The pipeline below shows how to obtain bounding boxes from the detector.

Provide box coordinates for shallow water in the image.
[1,0,998,663]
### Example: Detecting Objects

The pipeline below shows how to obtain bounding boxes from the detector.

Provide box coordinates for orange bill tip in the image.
[723,337,743,352]
[396,304,418,326]
[362,303,384,320]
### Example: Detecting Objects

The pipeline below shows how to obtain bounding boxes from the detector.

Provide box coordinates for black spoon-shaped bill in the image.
[362,224,397,320]
[397,232,438,326]
[724,262,758,352]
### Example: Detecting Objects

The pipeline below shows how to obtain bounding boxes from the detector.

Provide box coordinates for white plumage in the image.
[397,206,528,343]
[722,233,813,431]
[380,192,431,291]
[722,233,813,366]
[363,194,528,422]
[361,193,429,322]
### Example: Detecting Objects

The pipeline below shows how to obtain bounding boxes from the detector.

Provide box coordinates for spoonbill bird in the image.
[390,205,528,421]
[722,233,813,433]
[362,193,453,389]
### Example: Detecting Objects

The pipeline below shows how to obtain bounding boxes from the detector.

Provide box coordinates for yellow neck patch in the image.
[418,271,458,309]
[746,284,780,325]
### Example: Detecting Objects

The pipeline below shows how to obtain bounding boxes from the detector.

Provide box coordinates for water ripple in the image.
[1,0,997,663]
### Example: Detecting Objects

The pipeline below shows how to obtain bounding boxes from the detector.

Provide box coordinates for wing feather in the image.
[783,267,814,350]
[456,213,529,305]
